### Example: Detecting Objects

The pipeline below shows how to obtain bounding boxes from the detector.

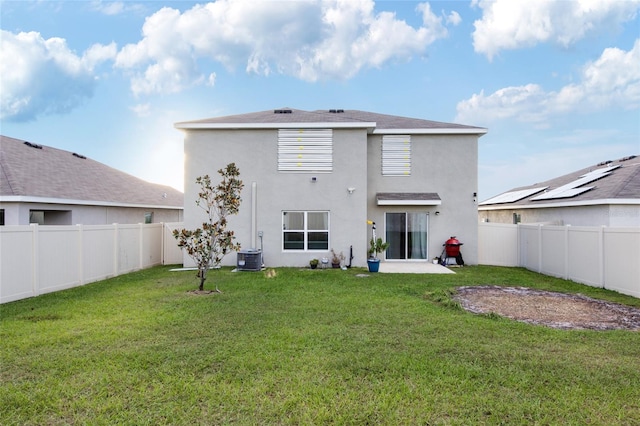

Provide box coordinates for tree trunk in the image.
[199,268,206,291]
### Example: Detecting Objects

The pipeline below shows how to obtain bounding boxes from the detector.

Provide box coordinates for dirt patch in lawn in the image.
[187,290,221,295]
[453,286,640,331]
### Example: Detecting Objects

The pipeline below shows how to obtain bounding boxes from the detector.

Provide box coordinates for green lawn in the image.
[1,265,639,425]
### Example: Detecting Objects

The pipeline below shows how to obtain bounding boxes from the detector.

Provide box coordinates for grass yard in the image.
[1,265,639,425]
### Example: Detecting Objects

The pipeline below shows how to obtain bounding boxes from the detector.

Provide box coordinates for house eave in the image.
[377,199,442,206]
[174,122,377,131]
[174,122,487,136]
[372,128,488,135]
[376,192,442,206]
[478,199,640,211]
[0,195,184,210]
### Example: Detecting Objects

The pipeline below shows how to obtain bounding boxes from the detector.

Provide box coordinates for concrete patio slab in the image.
[378,262,455,274]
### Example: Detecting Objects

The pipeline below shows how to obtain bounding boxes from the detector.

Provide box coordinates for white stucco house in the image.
[175,108,486,268]
[478,155,640,227]
[0,135,184,226]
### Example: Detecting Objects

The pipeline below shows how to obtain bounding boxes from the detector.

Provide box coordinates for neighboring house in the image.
[478,155,640,227]
[175,108,486,268]
[0,135,183,226]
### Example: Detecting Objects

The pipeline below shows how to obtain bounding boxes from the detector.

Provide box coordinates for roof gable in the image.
[0,136,183,208]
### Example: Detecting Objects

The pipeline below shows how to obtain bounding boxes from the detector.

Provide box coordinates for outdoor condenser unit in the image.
[237,249,262,272]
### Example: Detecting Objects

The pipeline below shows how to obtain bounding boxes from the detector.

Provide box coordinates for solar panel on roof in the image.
[530,165,620,201]
[479,186,548,205]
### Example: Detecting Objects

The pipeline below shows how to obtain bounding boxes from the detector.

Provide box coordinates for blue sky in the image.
[1,0,639,200]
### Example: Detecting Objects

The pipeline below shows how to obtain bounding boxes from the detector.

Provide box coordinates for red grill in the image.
[444,236,463,257]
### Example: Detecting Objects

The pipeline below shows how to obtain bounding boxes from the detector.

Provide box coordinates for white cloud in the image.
[90,1,146,16]
[207,73,216,87]
[0,30,116,121]
[91,1,125,15]
[114,0,453,95]
[472,0,640,60]
[130,103,151,117]
[455,39,640,125]
[446,11,462,26]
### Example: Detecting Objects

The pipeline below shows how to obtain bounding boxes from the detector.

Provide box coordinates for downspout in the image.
[251,181,257,249]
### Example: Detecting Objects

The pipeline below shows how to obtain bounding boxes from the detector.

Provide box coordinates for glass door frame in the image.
[384,211,430,261]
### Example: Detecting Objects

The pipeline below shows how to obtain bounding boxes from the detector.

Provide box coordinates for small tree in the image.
[173,163,244,292]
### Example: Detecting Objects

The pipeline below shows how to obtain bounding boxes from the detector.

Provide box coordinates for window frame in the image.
[282,210,330,251]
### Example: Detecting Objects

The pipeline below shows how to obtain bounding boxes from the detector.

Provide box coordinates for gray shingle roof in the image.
[175,107,486,131]
[480,155,640,207]
[0,135,183,208]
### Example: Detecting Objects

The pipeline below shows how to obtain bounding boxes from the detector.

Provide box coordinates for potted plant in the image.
[367,237,389,272]
[309,258,319,269]
[330,249,344,268]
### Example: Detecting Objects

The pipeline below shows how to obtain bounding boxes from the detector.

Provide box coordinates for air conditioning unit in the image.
[237,249,262,271]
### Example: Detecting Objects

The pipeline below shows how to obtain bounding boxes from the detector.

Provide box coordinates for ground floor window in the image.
[385,212,429,260]
[282,211,329,251]
[144,212,153,224]
[29,210,71,225]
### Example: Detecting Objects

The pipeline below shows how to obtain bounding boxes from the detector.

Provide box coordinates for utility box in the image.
[237,249,262,271]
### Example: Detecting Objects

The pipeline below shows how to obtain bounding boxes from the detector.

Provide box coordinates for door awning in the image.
[376,192,442,206]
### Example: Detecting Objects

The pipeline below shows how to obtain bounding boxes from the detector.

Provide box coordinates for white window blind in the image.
[382,135,411,176]
[278,129,333,172]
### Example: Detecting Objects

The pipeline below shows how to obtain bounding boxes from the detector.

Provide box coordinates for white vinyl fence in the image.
[479,222,640,298]
[0,222,184,304]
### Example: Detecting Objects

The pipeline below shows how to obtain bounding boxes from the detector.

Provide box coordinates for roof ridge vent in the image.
[24,141,43,149]
[329,109,344,113]
[274,109,292,114]
[72,152,87,159]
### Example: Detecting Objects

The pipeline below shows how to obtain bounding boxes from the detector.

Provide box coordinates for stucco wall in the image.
[183,128,369,267]
[367,134,479,264]
[479,204,640,227]
[0,202,183,225]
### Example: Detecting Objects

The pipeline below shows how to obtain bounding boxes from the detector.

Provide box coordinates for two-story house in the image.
[175,108,487,268]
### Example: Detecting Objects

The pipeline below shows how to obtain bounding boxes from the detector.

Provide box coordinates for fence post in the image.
[599,225,605,289]
[31,223,39,297]
[516,223,521,267]
[537,224,543,273]
[139,223,144,270]
[564,225,570,280]
[77,224,84,285]
[113,223,119,276]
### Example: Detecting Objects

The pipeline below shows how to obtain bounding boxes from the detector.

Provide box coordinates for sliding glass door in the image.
[385,212,429,260]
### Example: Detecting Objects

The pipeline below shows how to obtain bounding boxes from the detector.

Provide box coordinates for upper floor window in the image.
[282,211,329,251]
[382,135,411,176]
[278,129,333,173]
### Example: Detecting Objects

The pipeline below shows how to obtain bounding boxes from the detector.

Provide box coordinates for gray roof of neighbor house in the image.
[0,135,183,208]
[479,155,640,209]
[175,107,487,134]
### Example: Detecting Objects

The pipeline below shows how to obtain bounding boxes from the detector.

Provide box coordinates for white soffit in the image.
[479,187,548,205]
[531,165,620,201]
